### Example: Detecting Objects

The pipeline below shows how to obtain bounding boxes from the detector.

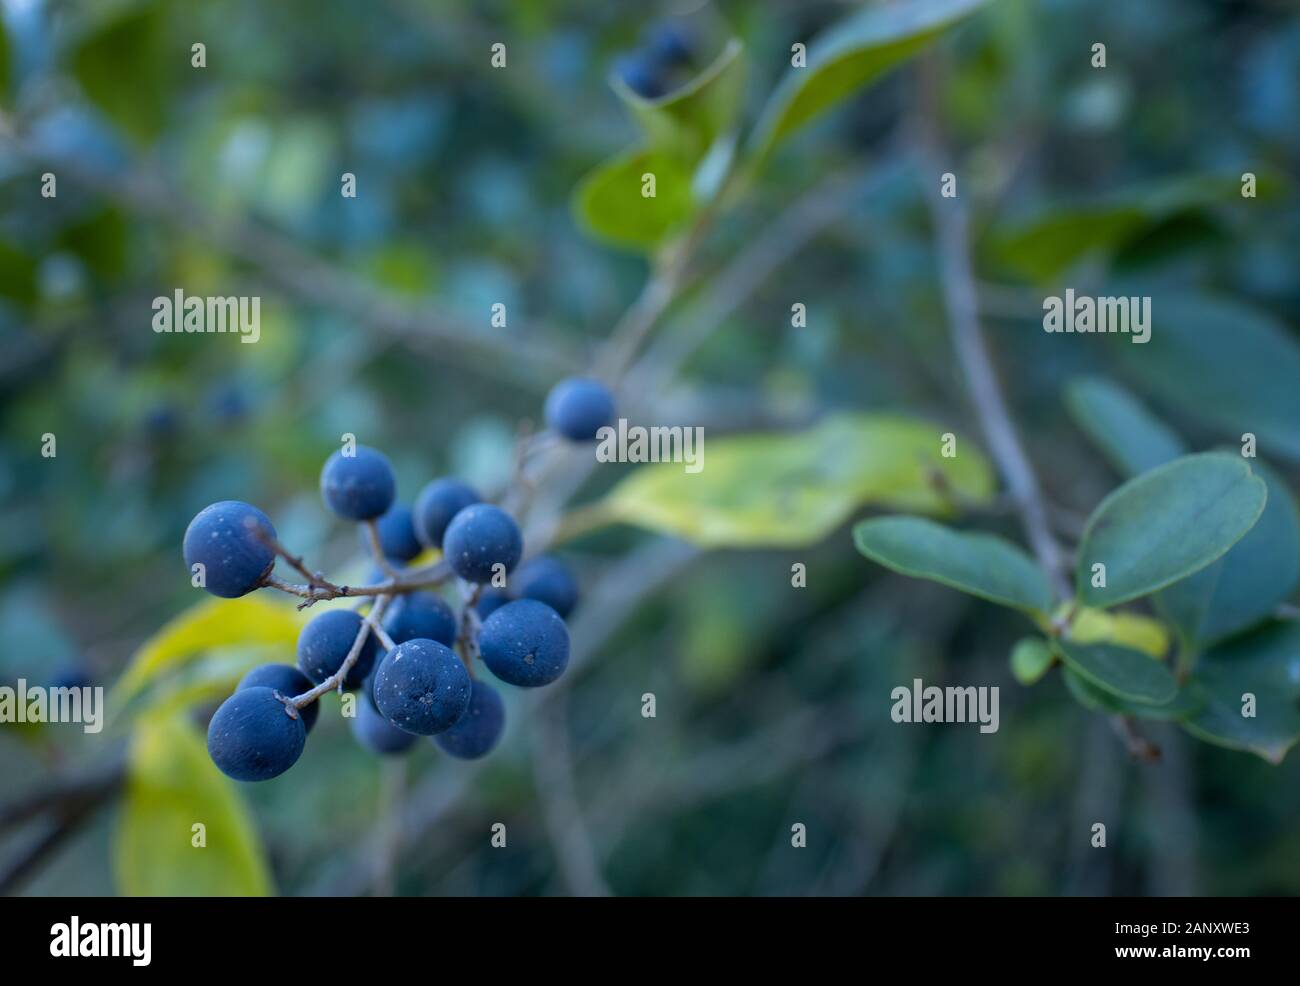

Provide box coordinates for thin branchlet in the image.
[287,594,394,709]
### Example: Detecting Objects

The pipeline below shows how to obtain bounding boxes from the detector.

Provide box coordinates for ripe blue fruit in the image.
[513,555,579,619]
[183,500,277,598]
[479,599,569,688]
[433,679,505,759]
[475,588,512,620]
[543,377,615,441]
[365,504,423,562]
[643,22,694,67]
[442,504,523,583]
[614,53,667,99]
[383,591,457,647]
[297,609,381,690]
[206,686,306,781]
[237,663,319,733]
[373,639,472,735]
[320,445,397,521]
[412,478,480,549]
[351,697,418,755]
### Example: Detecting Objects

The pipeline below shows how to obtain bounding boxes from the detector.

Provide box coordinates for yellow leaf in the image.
[114,712,273,896]
[601,413,994,548]
[114,595,303,708]
[1067,607,1170,659]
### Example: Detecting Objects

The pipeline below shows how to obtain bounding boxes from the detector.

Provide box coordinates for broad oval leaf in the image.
[1075,453,1267,608]
[1156,460,1300,651]
[1115,295,1300,463]
[599,413,993,548]
[1052,639,1178,705]
[854,516,1052,616]
[1062,668,1200,721]
[113,596,303,709]
[1182,621,1300,763]
[748,0,988,164]
[987,174,1249,282]
[1064,376,1187,478]
[114,712,273,896]
[573,146,695,250]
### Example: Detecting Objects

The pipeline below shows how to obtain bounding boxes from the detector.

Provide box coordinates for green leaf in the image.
[1010,637,1054,685]
[573,146,695,250]
[1182,621,1300,763]
[749,0,989,164]
[1156,460,1300,651]
[614,39,746,166]
[1052,639,1178,704]
[600,413,994,548]
[1062,668,1200,721]
[1064,376,1187,478]
[113,596,303,709]
[991,207,1145,283]
[114,712,273,896]
[71,6,172,142]
[988,174,1253,282]
[1115,294,1300,463]
[854,516,1052,616]
[1075,453,1267,608]
[0,17,11,105]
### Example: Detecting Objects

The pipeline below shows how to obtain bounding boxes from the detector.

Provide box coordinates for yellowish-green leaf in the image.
[1062,606,1170,659]
[599,414,993,548]
[114,712,272,896]
[1010,638,1054,686]
[573,146,695,250]
[114,596,302,708]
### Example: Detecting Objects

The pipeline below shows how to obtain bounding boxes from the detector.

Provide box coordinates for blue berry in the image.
[442,504,523,583]
[412,478,480,549]
[183,500,277,598]
[475,588,512,620]
[643,22,694,67]
[543,377,615,441]
[433,680,505,759]
[237,663,319,733]
[297,609,381,690]
[351,697,418,755]
[372,639,472,735]
[614,53,667,99]
[363,504,423,562]
[320,445,396,521]
[479,599,569,688]
[383,591,457,647]
[49,665,93,690]
[513,555,579,619]
[206,686,306,781]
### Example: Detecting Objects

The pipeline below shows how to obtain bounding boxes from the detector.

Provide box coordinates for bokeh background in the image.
[1,0,1299,896]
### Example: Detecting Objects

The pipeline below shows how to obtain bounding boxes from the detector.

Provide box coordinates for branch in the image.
[289,594,394,708]
[530,692,611,896]
[915,122,1072,601]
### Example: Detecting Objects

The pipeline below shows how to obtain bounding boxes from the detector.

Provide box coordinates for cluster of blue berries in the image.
[614,21,696,100]
[187,376,615,782]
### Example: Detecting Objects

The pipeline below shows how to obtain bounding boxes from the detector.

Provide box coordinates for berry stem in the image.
[363,519,400,580]
[364,614,397,652]
[289,594,394,708]
[453,582,483,678]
